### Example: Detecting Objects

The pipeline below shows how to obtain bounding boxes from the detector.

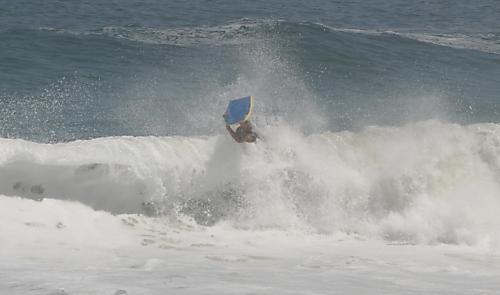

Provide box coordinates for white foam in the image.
[1,120,500,247]
[2,194,500,294]
[0,196,138,253]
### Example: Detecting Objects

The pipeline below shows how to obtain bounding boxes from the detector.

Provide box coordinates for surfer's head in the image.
[244,133,257,143]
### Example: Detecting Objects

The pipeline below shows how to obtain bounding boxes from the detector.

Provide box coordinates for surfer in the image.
[225,120,258,143]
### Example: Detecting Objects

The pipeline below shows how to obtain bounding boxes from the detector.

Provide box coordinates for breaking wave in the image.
[38,20,500,55]
[39,19,277,46]
[322,24,500,55]
[2,120,500,247]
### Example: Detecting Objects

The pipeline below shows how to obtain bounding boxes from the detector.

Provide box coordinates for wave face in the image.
[2,120,500,247]
[1,17,499,141]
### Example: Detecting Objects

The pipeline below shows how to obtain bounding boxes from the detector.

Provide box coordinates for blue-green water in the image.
[1,0,499,141]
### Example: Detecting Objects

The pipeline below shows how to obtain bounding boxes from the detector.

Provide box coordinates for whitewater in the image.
[2,0,500,292]
[2,120,500,294]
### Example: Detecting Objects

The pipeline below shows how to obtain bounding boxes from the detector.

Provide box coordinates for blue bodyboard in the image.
[223,96,253,124]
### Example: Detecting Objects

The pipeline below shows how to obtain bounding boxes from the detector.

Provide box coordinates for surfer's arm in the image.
[226,124,243,143]
[250,125,263,142]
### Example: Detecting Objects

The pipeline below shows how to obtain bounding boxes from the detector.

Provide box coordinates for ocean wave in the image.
[317,23,500,55]
[39,20,500,55]
[1,120,500,247]
[39,19,277,46]
[401,32,500,55]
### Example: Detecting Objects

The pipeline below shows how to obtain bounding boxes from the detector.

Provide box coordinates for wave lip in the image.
[33,20,500,53]
[39,19,278,46]
[316,22,500,55]
[400,32,500,55]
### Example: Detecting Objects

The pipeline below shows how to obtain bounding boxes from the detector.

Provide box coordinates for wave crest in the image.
[1,120,500,247]
[40,19,278,46]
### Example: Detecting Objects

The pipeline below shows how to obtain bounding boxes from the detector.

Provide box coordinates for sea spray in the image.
[1,120,500,247]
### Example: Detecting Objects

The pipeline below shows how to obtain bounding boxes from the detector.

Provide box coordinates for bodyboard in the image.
[223,96,253,124]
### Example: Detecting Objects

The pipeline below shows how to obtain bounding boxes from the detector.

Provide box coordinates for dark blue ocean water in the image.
[1,0,499,142]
